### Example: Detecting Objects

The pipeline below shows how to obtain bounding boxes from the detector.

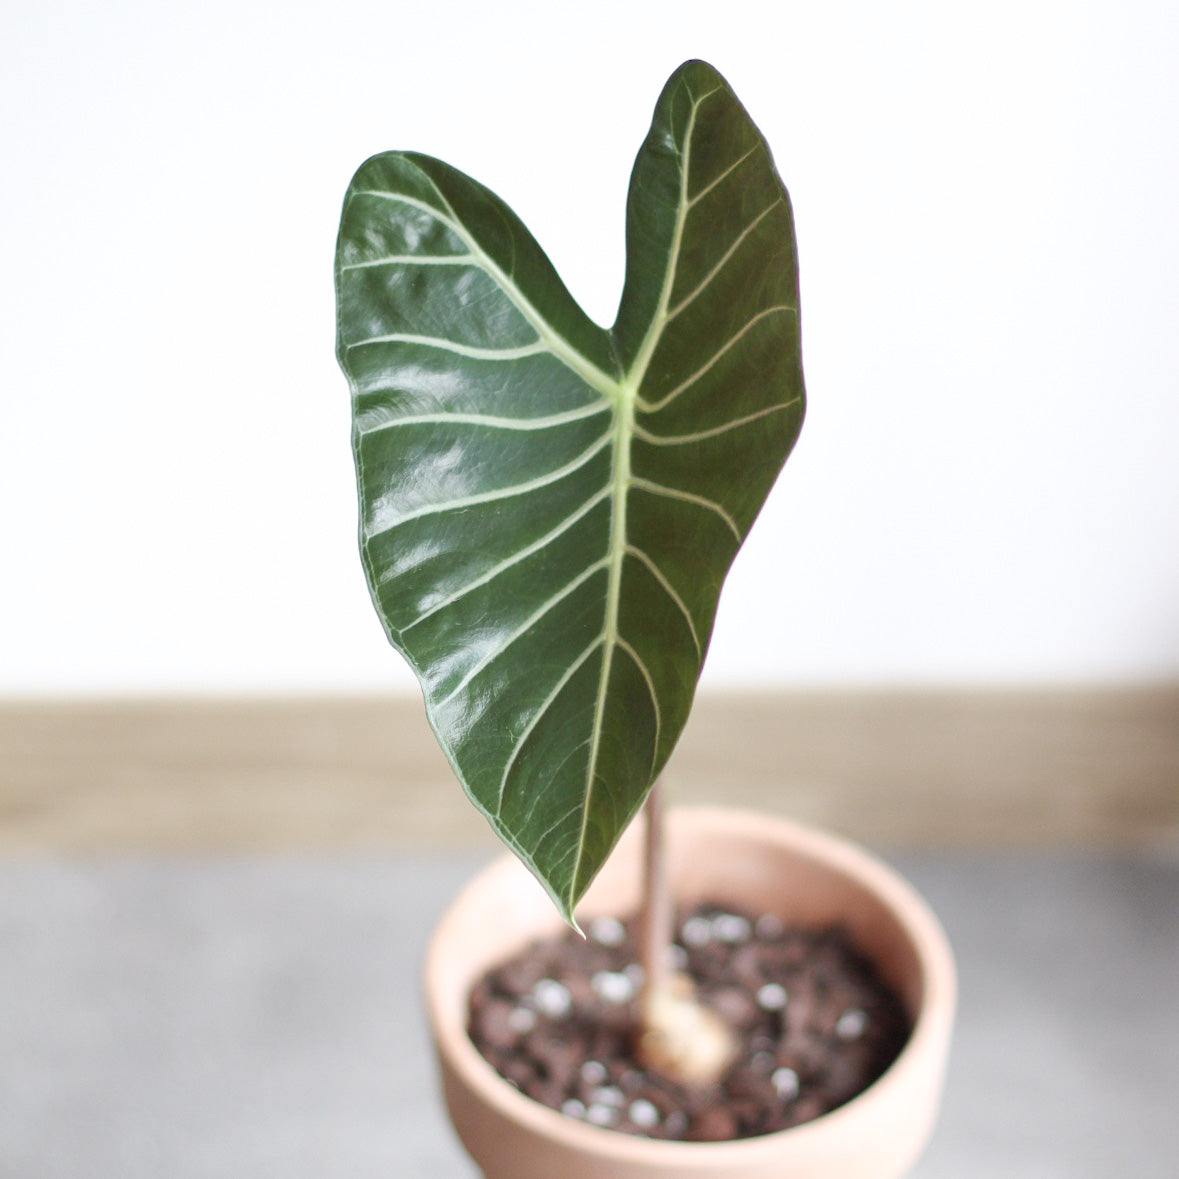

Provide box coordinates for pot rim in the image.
[425,806,955,1165]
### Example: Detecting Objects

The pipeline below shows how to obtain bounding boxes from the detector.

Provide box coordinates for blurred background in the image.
[2,3,1177,1177]
[2,0,1177,695]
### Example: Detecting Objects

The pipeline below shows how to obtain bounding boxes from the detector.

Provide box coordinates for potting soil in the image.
[467,902,910,1141]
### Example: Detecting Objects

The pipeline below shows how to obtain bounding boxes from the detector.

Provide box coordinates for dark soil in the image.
[467,902,911,1141]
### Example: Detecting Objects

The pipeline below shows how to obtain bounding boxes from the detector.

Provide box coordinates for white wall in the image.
[2,0,1176,693]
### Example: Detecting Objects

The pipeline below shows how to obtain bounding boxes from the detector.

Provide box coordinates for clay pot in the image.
[425,807,955,1179]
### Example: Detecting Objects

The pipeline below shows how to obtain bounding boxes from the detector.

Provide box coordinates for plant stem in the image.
[639,776,671,1024]
[635,777,738,1086]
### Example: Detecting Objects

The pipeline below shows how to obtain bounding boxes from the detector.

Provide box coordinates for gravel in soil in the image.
[467,902,911,1141]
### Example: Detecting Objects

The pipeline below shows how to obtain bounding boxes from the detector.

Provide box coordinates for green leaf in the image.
[334,60,805,922]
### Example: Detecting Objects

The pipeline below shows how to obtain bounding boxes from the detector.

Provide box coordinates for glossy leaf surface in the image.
[335,60,805,921]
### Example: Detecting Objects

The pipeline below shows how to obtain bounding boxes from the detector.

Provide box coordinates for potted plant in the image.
[334,59,954,1178]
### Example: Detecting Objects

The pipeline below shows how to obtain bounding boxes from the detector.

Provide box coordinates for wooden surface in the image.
[2,687,1176,852]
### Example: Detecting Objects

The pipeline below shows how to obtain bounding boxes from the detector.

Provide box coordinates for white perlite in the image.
[836,1007,869,1040]
[585,1104,619,1127]
[772,1066,800,1099]
[531,978,572,1019]
[629,1098,660,1129]
[681,915,712,946]
[755,913,783,939]
[591,1084,624,1108]
[756,982,788,1011]
[592,970,635,1004]
[588,915,626,947]
[506,1006,536,1032]
[712,912,752,943]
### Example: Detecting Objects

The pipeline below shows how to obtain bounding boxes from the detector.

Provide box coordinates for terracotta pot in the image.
[425,807,955,1179]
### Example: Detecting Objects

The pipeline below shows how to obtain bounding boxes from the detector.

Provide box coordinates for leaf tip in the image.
[669,58,729,90]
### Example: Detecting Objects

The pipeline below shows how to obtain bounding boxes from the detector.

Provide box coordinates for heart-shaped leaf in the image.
[335,60,805,921]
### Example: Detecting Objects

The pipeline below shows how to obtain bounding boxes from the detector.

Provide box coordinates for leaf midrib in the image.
[564,85,715,905]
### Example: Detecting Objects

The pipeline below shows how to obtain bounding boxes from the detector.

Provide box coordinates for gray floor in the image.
[2,849,1177,1178]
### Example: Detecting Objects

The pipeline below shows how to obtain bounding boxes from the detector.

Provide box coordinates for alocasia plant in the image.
[335,59,805,924]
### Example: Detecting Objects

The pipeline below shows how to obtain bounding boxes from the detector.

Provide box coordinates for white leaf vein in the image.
[625,545,700,655]
[353,184,616,397]
[340,253,476,270]
[347,333,547,361]
[630,477,741,540]
[687,143,760,207]
[633,398,800,447]
[437,558,609,707]
[365,430,611,539]
[399,487,611,632]
[496,640,605,816]
[636,304,796,413]
[361,402,609,439]
[667,199,784,321]
[519,802,585,860]
[616,636,662,767]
